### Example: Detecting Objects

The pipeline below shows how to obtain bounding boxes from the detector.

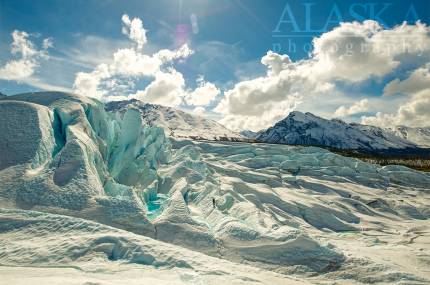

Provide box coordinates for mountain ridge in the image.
[106,99,243,141]
[256,111,423,151]
[389,125,430,148]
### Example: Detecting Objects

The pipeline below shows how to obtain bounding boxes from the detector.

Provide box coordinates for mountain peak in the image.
[283,111,328,123]
[106,99,243,141]
[257,110,417,151]
[274,111,311,125]
[287,110,307,120]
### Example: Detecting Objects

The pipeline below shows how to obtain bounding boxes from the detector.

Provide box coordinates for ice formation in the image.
[1,92,430,284]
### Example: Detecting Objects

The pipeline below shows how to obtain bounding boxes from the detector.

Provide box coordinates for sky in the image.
[0,0,430,131]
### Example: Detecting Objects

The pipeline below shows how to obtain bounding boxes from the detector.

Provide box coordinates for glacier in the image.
[1,92,430,284]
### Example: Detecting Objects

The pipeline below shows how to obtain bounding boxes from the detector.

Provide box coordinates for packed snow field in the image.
[0,92,429,284]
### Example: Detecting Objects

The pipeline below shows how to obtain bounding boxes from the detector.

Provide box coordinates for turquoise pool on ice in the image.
[146,194,168,221]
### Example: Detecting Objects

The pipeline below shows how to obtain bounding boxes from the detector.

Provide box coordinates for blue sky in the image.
[1,0,430,130]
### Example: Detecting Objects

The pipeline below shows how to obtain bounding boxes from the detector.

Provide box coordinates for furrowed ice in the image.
[1,92,429,283]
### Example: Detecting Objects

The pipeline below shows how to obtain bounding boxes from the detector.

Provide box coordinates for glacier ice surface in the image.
[1,92,430,284]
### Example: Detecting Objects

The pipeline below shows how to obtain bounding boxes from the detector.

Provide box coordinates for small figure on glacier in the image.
[212,197,216,209]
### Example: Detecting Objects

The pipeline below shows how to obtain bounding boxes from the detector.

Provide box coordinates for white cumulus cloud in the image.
[383,64,430,96]
[73,14,212,107]
[334,99,369,117]
[73,14,196,104]
[121,14,147,49]
[134,69,186,107]
[0,30,51,81]
[185,76,220,106]
[214,50,331,131]
[362,64,430,127]
[261,51,292,76]
[218,98,301,132]
[311,21,430,82]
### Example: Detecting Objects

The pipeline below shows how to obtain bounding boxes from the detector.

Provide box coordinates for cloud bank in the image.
[2,17,430,131]
[362,64,430,127]
[335,99,369,117]
[215,20,430,131]
[73,14,220,110]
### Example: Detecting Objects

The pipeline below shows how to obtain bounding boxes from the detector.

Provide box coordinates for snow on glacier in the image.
[0,208,306,285]
[1,92,430,284]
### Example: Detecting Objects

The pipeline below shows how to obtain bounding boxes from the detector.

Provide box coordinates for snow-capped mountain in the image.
[257,111,418,151]
[0,92,6,98]
[390,126,430,148]
[106,99,243,141]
